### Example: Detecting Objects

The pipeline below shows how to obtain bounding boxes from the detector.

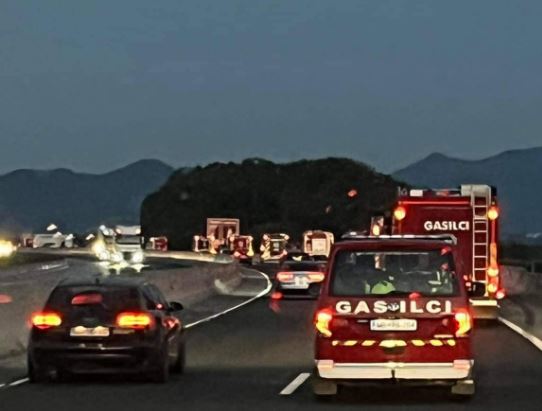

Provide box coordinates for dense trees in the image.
[141,158,402,250]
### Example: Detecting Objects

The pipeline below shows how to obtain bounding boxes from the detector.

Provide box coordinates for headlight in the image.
[131,250,144,264]
[111,252,123,263]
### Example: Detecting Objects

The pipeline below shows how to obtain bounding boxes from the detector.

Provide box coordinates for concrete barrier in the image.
[501,265,541,296]
[0,256,242,361]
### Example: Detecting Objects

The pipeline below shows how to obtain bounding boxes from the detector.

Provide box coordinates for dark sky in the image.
[1,0,541,174]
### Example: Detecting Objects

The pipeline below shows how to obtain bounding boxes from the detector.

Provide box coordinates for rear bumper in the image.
[316,360,473,380]
[29,344,158,374]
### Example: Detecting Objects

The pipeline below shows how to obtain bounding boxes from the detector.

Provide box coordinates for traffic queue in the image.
[22,183,501,400]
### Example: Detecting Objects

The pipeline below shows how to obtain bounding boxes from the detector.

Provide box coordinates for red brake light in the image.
[314,308,333,337]
[453,309,472,337]
[71,293,103,305]
[31,312,62,329]
[276,272,294,282]
[116,312,153,329]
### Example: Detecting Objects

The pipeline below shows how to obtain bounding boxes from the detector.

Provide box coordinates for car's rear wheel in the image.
[171,337,186,374]
[28,355,49,383]
[312,373,338,398]
[148,346,169,383]
[451,379,475,398]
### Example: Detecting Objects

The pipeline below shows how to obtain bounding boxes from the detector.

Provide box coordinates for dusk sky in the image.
[1,0,541,174]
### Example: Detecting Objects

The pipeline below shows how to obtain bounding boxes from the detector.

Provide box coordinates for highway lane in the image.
[0,256,261,385]
[1,294,542,410]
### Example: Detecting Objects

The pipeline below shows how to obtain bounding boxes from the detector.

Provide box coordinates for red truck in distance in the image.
[392,185,502,319]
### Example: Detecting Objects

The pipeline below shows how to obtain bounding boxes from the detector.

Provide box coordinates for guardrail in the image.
[17,247,235,264]
[501,259,542,274]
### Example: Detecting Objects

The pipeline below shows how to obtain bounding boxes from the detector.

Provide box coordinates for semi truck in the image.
[391,184,502,319]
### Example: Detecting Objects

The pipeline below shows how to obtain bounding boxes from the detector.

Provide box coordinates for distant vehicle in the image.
[260,233,289,262]
[303,230,334,257]
[274,259,326,298]
[0,240,16,258]
[27,276,185,383]
[32,233,73,249]
[228,235,254,264]
[192,235,211,253]
[114,225,144,264]
[313,234,476,398]
[147,236,168,252]
[392,185,502,319]
[193,218,240,254]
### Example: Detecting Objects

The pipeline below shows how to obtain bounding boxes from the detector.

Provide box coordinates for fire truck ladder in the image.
[468,185,492,283]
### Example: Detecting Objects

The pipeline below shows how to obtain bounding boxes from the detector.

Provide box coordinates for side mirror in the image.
[168,301,184,312]
[469,282,486,298]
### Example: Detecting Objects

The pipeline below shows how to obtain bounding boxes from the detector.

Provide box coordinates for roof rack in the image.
[340,232,457,245]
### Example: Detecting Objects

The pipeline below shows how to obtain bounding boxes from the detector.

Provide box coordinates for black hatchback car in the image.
[28,276,185,383]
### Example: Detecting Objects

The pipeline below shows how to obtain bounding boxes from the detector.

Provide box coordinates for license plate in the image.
[70,326,110,337]
[370,319,417,331]
[293,276,309,289]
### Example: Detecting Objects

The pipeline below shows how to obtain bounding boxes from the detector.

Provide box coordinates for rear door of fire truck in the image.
[392,185,502,319]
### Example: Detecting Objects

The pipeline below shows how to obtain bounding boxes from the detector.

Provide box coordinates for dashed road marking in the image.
[8,378,29,387]
[498,316,542,352]
[280,372,311,396]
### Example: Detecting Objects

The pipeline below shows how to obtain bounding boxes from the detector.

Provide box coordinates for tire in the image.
[28,355,49,383]
[148,346,169,383]
[170,337,186,374]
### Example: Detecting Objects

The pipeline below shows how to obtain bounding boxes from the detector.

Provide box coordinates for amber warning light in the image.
[394,206,406,221]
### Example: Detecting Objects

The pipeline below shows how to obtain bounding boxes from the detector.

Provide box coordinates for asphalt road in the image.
[1,278,542,410]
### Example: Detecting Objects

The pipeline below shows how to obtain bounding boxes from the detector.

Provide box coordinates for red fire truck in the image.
[392,185,503,319]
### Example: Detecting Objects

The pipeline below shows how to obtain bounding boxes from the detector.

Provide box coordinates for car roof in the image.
[56,275,148,288]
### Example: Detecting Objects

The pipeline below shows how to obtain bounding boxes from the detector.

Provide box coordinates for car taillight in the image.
[453,309,472,337]
[31,312,62,330]
[308,272,325,282]
[276,272,294,282]
[116,312,153,329]
[314,308,333,337]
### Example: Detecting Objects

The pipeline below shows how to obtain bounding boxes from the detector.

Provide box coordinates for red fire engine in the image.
[392,185,502,319]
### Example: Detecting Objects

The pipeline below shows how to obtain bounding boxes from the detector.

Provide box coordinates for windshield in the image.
[46,285,142,312]
[331,248,459,297]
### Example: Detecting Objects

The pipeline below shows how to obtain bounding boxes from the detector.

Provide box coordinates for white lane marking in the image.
[498,316,542,352]
[0,269,271,389]
[8,378,29,387]
[280,373,311,396]
[185,269,271,329]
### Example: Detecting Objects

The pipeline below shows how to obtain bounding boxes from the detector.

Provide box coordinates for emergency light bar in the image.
[341,233,457,245]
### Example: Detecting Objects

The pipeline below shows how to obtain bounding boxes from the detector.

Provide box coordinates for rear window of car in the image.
[46,285,142,312]
[281,262,323,272]
[331,248,459,297]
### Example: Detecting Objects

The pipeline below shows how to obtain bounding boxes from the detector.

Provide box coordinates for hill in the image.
[0,159,174,234]
[141,158,400,249]
[393,147,542,236]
